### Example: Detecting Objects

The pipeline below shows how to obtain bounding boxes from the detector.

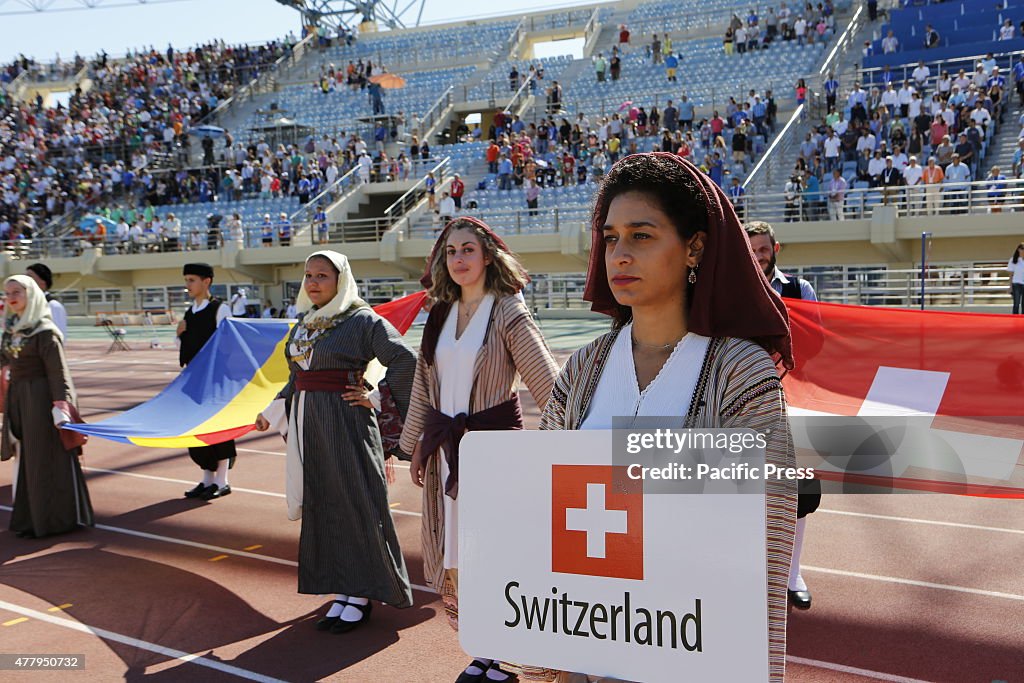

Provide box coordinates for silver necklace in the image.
[631,334,678,351]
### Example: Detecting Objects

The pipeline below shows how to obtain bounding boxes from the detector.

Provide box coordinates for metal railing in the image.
[742,5,866,191]
[415,85,455,139]
[505,72,537,115]
[384,156,451,225]
[582,8,603,55]
[406,204,590,238]
[818,3,865,79]
[286,165,361,234]
[513,264,1019,311]
[734,176,1024,225]
[743,103,805,190]
[793,264,1014,310]
[501,17,528,63]
[858,49,1024,90]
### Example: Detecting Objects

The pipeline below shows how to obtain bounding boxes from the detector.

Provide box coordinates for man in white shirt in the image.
[230,287,248,317]
[856,129,877,155]
[881,31,899,54]
[827,169,848,221]
[794,16,807,44]
[891,146,909,171]
[902,155,924,214]
[867,150,887,186]
[970,101,992,129]
[911,61,931,90]
[822,131,842,174]
[438,191,456,224]
[881,83,899,116]
[285,299,298,319]
[25,263,67,338]
[897,81,915,117]
[832,112,849,136]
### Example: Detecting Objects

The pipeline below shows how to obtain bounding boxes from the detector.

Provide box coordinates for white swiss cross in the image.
[565,483,628,559]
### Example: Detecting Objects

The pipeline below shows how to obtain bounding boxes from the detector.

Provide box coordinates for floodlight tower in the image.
[273,0,426,32]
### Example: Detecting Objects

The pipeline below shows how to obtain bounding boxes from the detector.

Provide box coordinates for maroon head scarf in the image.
[584,152,794,370]
[419,216,527,365]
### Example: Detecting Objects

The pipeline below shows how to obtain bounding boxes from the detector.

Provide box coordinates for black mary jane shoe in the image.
[788,588,812,610]
[14,529,36,539]
[315,600,348,631]
[330,601,372,634]
[485,662,518,683]
[201,484,232,500]
[184,483,211,498]
[454,660,491,683]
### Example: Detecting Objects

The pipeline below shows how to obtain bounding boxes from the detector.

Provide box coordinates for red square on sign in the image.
[551,465,643,580]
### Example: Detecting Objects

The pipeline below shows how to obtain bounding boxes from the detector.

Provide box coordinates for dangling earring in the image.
[688,264,698,284]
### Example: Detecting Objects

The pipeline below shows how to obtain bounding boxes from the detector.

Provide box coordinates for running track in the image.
[1,342,1021,682]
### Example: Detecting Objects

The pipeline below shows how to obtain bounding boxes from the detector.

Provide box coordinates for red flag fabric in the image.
[375,290,428,332]
[785,300,1024,417]
[782,300,1024,498]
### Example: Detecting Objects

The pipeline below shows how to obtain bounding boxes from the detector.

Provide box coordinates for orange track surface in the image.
[1,343,1021,682]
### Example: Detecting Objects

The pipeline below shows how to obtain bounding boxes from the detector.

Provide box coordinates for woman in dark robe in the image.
[2,275,93,538]
[255,250,414,633]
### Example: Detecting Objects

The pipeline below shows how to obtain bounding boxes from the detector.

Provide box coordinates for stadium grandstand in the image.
[3,4,1024,683]
[1,0,1023,316]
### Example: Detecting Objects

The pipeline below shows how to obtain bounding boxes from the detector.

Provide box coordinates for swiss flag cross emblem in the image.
[551,465,644,580]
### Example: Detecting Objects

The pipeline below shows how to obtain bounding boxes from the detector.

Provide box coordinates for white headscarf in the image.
[4,275,62,341]
[295,250,368,325]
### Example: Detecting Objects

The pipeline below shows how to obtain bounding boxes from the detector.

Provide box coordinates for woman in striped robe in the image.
[538,153,798,683]
[256,250,415,633]
[400,217,560,683]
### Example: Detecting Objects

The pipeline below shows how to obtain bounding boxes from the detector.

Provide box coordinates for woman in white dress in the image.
[400,217,559,683]
[540,153,797,683]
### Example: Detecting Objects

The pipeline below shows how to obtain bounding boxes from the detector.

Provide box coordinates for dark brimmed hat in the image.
[183,263,214,279]
[26,263,53,289]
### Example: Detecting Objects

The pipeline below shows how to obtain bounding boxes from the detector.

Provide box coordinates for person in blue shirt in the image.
[277,212,292,246]
[261,214,274,246]
[1013,55,1024,106]
[751,97,768,137]
[678,95,695,131]
[708,152,724,186]
[497,154,513,191]
[823,72,839,111]
[802,171,822,220]
[985,165,1007,212]
[728,176,746,220]
[315,207,329,244]
[664,52,679,82]
[943,154,972,213]
[368,81,385,115]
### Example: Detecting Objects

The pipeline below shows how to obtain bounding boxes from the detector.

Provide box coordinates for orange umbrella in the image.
[370,73,406,89]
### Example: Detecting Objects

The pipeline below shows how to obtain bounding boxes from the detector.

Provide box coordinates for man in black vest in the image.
[744,221,821,610]
[178,263,236,500]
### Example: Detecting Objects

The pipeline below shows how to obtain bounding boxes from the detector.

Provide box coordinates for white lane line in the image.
[786,655,932,683]
[0,599,287,683]
[819,508,1024,536]
[802,565,1024,602]
[81,466,423,517]
[84,467,285,500]
[237,447,411,468]
[0,504,434,595]
[237,448,287,456]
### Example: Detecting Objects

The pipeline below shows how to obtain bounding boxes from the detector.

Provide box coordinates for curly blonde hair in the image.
[427,219,529,304]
